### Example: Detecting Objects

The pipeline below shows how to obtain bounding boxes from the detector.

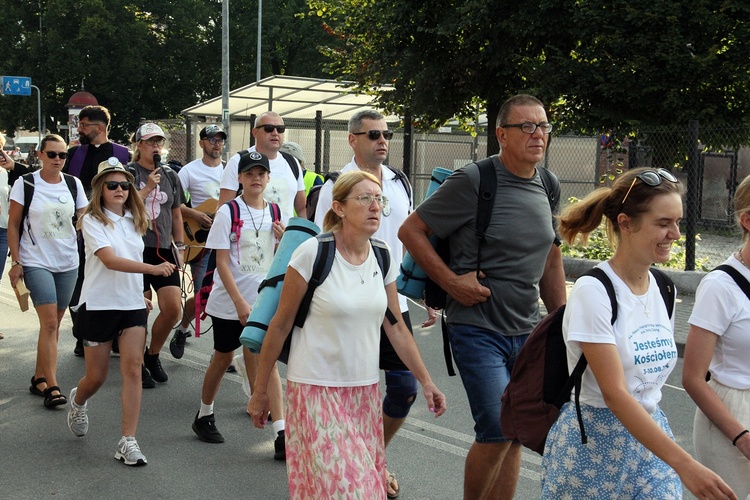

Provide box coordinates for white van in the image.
[13,136,40,160]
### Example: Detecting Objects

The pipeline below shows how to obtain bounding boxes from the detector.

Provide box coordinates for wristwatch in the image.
[11,261,22,267]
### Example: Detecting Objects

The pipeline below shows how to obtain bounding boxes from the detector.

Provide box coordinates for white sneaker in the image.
[67,387,88,437]
[233,354,252,398]
[115,436,147,466]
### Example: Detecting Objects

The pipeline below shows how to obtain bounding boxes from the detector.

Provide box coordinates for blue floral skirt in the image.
[541,402,681,499]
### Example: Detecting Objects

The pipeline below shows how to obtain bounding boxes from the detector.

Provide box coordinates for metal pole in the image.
[256,0,262,81]
[31,85,41,145]
[222,0,230,160]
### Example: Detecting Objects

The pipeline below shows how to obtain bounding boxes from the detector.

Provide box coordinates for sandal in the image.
[29,376,47,397]
[43,386,67,408]
[386,469,400,499]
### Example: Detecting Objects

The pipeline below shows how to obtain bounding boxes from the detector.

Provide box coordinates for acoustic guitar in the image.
[183,198,218,263]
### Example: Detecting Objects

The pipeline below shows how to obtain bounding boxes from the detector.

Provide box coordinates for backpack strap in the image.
[385,165,413,209]
[557,267,619,445]
[268,202,282,223]
[294,233,337,328]
[279,151,300,180]
[227,200,243,240]
[369,237,397,326]
[713,264,750,300]
[649,267,676,319]
[474,157,497,277]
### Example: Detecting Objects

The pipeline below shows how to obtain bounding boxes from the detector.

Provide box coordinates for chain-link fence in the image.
[159,116,746,271]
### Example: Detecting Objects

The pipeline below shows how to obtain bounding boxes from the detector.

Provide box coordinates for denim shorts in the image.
[190,251,210,289]
[447,323,528,443]
[23,266,78,309]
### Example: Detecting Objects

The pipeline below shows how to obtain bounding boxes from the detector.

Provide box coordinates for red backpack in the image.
[194,200,281,336]
[500,267,674,455]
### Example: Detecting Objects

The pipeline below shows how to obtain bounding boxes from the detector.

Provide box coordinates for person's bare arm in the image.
[539,243,566,311]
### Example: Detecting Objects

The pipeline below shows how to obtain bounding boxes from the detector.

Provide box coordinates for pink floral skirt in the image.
[286,381,386,499]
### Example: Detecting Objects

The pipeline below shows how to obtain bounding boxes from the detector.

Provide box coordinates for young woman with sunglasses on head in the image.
[7,134,88,408]
[67,158,175,466]
[683,175,750,497]
[541,168,736,499]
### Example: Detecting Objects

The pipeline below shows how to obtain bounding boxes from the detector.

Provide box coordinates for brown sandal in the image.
[29,376,47,397]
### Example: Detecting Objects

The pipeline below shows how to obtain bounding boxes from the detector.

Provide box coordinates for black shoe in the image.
[169,330,188,359]
[74,338,84,357]
[273,431,286,461]
[144,349,168,383]
[141,364,155,389]
[192,413,225,443]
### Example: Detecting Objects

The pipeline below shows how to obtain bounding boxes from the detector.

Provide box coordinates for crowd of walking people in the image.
[2,97,749,499]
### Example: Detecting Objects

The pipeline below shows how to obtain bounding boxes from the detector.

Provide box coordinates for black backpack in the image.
[305,166,412,223]
[262,232,397,363]
[500,267,675,455]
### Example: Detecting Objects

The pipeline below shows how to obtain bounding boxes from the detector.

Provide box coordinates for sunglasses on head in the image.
[621,168,677,206]
[105,181,131,191]
[255,124,286,133]
[44,151,68,160]
[352,129,394,141]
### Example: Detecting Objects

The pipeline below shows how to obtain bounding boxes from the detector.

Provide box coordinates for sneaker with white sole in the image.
[232,354,252,398]
[115,436,147,466]
[67,387,88,437]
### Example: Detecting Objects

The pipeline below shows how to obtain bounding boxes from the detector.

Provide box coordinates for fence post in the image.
[685,120,700,271]
[403,111,412,179]
[315,110,322,175]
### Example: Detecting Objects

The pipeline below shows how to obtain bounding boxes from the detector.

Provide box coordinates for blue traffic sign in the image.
[1,76,32,96]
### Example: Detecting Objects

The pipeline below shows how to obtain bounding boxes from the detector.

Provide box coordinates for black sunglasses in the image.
[105,181,131,191]
[255,124,286,133]
[352,129,394,141]
[44,151,68,160]
[621,168,677,205]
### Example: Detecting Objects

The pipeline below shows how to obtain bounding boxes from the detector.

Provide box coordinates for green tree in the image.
[308,0,750,153]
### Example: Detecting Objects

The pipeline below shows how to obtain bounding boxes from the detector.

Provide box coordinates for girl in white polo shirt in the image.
[67,158,175,467]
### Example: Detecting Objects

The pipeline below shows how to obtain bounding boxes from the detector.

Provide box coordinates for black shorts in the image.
[143,246,180,292]
[73,304,148,343]
[209,315,244,353]
[379,310,413,371]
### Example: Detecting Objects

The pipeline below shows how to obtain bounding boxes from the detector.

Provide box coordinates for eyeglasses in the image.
[500,122,553,134]
[206,137,225,145]
[143,138,165,146]
[78,122,101,129]
[105,181,131,191]
[352,129,394,141]
[255,124,286,133]
[345,194,388,208]
[44,151,68,159]
[621,168,678,206]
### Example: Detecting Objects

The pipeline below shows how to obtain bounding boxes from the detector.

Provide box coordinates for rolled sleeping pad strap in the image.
[240,217,320,353]
[396,167,453,299]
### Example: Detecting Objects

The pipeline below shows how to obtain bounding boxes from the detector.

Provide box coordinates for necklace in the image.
[339,235,367,284]
[609,260,650,318]
[242,198,265,237]
[737,247,750,269]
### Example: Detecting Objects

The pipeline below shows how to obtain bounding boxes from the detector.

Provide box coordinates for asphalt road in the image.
[0,275,700,499]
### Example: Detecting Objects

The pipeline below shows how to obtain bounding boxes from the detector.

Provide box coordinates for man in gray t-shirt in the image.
[399,94,566,499]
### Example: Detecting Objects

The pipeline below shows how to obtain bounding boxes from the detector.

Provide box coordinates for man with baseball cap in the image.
[171,125,227,356]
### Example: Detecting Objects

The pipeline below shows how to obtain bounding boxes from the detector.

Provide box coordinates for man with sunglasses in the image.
[399,95,567,500]
[63,105,131,356]
[313,109,415,499]
[170,125,227,356]
[218,111,306,221]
